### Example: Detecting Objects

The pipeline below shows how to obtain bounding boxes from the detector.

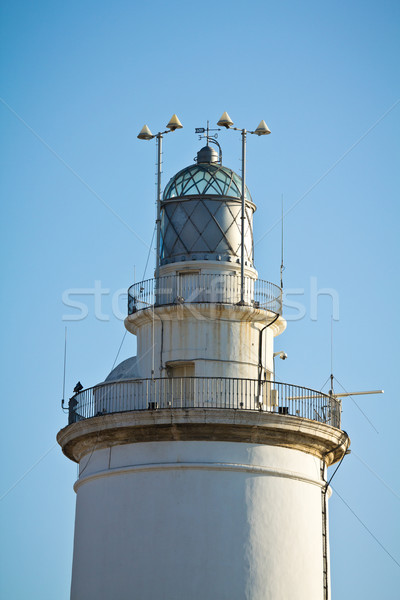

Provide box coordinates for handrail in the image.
[127,273,282,316]
[67,377,341,429]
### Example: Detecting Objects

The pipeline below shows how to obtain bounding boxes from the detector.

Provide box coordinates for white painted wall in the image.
[125,260,284,380]
[127,304,283,380]
[71,441,326,600]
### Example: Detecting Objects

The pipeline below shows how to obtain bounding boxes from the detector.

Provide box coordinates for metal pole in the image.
[155,133,163,278]
[240,129,247,304]
[62,326,67,403]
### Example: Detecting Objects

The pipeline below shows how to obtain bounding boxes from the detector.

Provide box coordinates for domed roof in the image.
[163,163,252,203]
[197,145,219,164]
[104,356,139,382]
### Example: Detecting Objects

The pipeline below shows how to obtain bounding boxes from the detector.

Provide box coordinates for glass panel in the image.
[181,170,193,183]
[231,173,242,196]
[163,181,174,198]
[213,174,231,195]
[196,177,211,194]
[245,186,252,202]
[192,169,207,183]
[163,165,251,200]
[182,180,200,195]
[179,170,194,192]
[203,178,222,195]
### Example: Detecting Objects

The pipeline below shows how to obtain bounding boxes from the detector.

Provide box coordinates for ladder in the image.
[321,461,329,600]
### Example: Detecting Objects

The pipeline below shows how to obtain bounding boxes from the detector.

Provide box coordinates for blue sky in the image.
[1,1,399,597]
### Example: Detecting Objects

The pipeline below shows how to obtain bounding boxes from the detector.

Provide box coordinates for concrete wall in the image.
[125,261,284,380]
[127,303,282,381]
[71,441,326,600]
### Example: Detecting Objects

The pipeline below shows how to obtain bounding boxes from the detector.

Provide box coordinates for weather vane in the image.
[194,120,222,163]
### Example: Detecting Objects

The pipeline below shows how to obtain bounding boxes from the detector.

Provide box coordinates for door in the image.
[167,362,195,407]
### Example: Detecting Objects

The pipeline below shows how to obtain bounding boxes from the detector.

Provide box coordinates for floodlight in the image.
[254,120,271,136]
[217,111,234,128]
[166,114,183,131]
[137,125,154,140]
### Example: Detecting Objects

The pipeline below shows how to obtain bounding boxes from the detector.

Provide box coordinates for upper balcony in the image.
[127,273,282,316]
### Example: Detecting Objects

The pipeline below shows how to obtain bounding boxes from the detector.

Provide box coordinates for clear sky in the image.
[1,1,399,598]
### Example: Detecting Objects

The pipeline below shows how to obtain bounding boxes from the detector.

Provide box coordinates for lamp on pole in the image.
[217,112,270,304]
[137,114,183,277]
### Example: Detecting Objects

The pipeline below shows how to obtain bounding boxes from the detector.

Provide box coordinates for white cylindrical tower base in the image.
[70,439,329,600]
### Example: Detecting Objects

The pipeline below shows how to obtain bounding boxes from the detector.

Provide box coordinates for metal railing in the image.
[67,378,341,429]
[127,274,282,315]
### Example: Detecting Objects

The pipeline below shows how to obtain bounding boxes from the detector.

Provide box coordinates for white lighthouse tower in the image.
[58,127,349,600]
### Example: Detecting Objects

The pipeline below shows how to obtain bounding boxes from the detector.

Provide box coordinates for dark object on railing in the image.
[148,402,159,410]
[68,396,78,425]
[278,406,289,415]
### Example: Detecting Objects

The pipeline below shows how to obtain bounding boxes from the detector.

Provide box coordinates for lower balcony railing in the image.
[67,377,341,429]
[127,274,282,316]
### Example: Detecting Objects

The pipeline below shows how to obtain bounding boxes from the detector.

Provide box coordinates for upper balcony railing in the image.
[127,273,282,316]
[67,377,341,429]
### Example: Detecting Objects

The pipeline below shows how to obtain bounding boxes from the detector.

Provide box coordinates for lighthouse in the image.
[57,122,349,600]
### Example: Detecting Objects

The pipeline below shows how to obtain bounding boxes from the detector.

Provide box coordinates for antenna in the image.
[280,194,285,289]
[325,319,384,431]
[330,316,334,394]
[61,326,67,408]
[333,390,384,398]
